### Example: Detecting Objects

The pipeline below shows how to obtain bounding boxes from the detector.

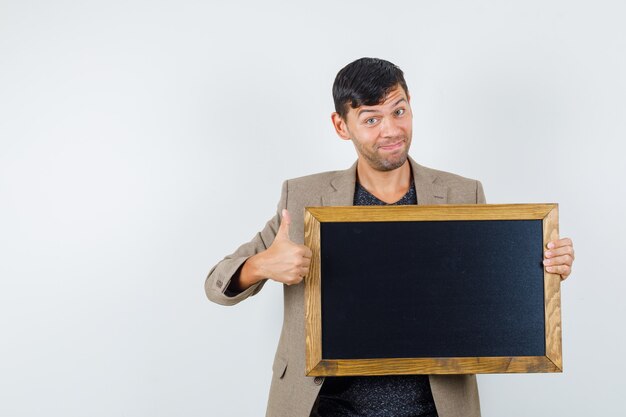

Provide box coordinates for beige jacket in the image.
[205,157,486,417]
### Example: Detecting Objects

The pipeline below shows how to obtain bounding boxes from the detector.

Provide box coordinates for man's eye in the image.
[365,118,378,125]
[395,108,405,116]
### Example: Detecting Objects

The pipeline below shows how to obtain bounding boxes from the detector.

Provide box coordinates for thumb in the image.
[276,209,292,240]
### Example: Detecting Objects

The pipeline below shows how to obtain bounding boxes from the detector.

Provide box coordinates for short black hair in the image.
[332,57,409,119]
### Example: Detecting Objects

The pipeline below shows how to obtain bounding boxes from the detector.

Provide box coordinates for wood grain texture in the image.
[543,205,563,371]
[304,211,322,375]
[305,203,556,222]
[307,356,561,376]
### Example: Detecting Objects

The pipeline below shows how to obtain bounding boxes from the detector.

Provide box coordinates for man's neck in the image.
[356,159,412,204]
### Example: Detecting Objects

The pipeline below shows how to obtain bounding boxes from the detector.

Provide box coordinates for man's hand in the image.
[235,209,312,290]
[256,209,313,285]
[543,237,575,281]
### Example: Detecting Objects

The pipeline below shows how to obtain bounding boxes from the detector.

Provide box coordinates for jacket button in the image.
[314,377,324,385]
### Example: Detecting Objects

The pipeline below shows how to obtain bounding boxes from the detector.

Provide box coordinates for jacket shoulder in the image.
[414,162,485,204]
[282,169,347,196]
[286,169,344,185]
[421,164,479,186]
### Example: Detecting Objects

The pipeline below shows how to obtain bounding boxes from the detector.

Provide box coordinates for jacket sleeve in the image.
[476,180,486,204]
[204,181,288,306]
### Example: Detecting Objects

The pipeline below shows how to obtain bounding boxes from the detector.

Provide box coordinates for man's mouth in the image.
[378,140,404,151]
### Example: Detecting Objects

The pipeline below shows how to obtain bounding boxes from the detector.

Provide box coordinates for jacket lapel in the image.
[410,157,448,205]
[321,161,357,206]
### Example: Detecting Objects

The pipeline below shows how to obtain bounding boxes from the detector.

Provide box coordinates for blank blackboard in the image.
[304,204,563,376]
[321,220,544,359]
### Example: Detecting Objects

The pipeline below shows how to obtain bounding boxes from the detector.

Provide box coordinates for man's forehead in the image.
[353,87,409,115]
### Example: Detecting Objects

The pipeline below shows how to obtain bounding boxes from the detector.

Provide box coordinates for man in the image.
[205,58,574,417]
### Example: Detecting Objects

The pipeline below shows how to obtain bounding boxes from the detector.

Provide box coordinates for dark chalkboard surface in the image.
[304,204,562,376]
[321,220,544,359]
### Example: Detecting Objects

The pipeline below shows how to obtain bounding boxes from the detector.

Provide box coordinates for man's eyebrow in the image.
[392,98,407,107]
[357,98,407,117]
[357,108,378,116]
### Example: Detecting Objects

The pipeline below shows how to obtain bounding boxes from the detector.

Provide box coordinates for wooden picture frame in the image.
[304,204,562,376]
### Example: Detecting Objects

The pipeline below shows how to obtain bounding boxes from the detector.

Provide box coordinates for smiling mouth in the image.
[378,140,405,151]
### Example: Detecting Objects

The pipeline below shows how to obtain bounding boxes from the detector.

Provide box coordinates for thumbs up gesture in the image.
[258,209,313,285]
[234,209,313,291]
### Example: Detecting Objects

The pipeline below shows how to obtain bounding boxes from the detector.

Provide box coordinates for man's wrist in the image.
[235,254,264,291]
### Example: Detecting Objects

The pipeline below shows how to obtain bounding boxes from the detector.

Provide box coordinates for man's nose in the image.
[380,117,402,137]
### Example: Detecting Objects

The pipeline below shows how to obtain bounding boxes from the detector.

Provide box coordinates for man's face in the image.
[332,85,412,172]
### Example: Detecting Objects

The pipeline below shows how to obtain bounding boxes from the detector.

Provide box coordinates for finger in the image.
[545,264,571,279]
[276,209,292,240]
[544,245,575,259]
[301,258,311,269]
[543,254,574,268]
[547,237,573,250]
[297,245,312,259]
[285,275,304,286]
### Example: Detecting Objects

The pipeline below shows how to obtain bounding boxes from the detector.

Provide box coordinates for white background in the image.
[1,1,625,416]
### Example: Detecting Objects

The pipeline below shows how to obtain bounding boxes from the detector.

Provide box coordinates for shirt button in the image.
[314,377,324,385]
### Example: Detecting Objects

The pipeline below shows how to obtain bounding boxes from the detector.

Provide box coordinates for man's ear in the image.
[331,112,351,141]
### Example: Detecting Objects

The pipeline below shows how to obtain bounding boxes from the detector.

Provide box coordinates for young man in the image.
[205,58,574,417]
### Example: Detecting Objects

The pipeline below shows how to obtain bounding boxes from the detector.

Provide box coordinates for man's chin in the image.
[375,154,409,172]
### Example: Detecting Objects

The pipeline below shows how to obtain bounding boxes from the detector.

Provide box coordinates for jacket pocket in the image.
[272,356,288,379]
